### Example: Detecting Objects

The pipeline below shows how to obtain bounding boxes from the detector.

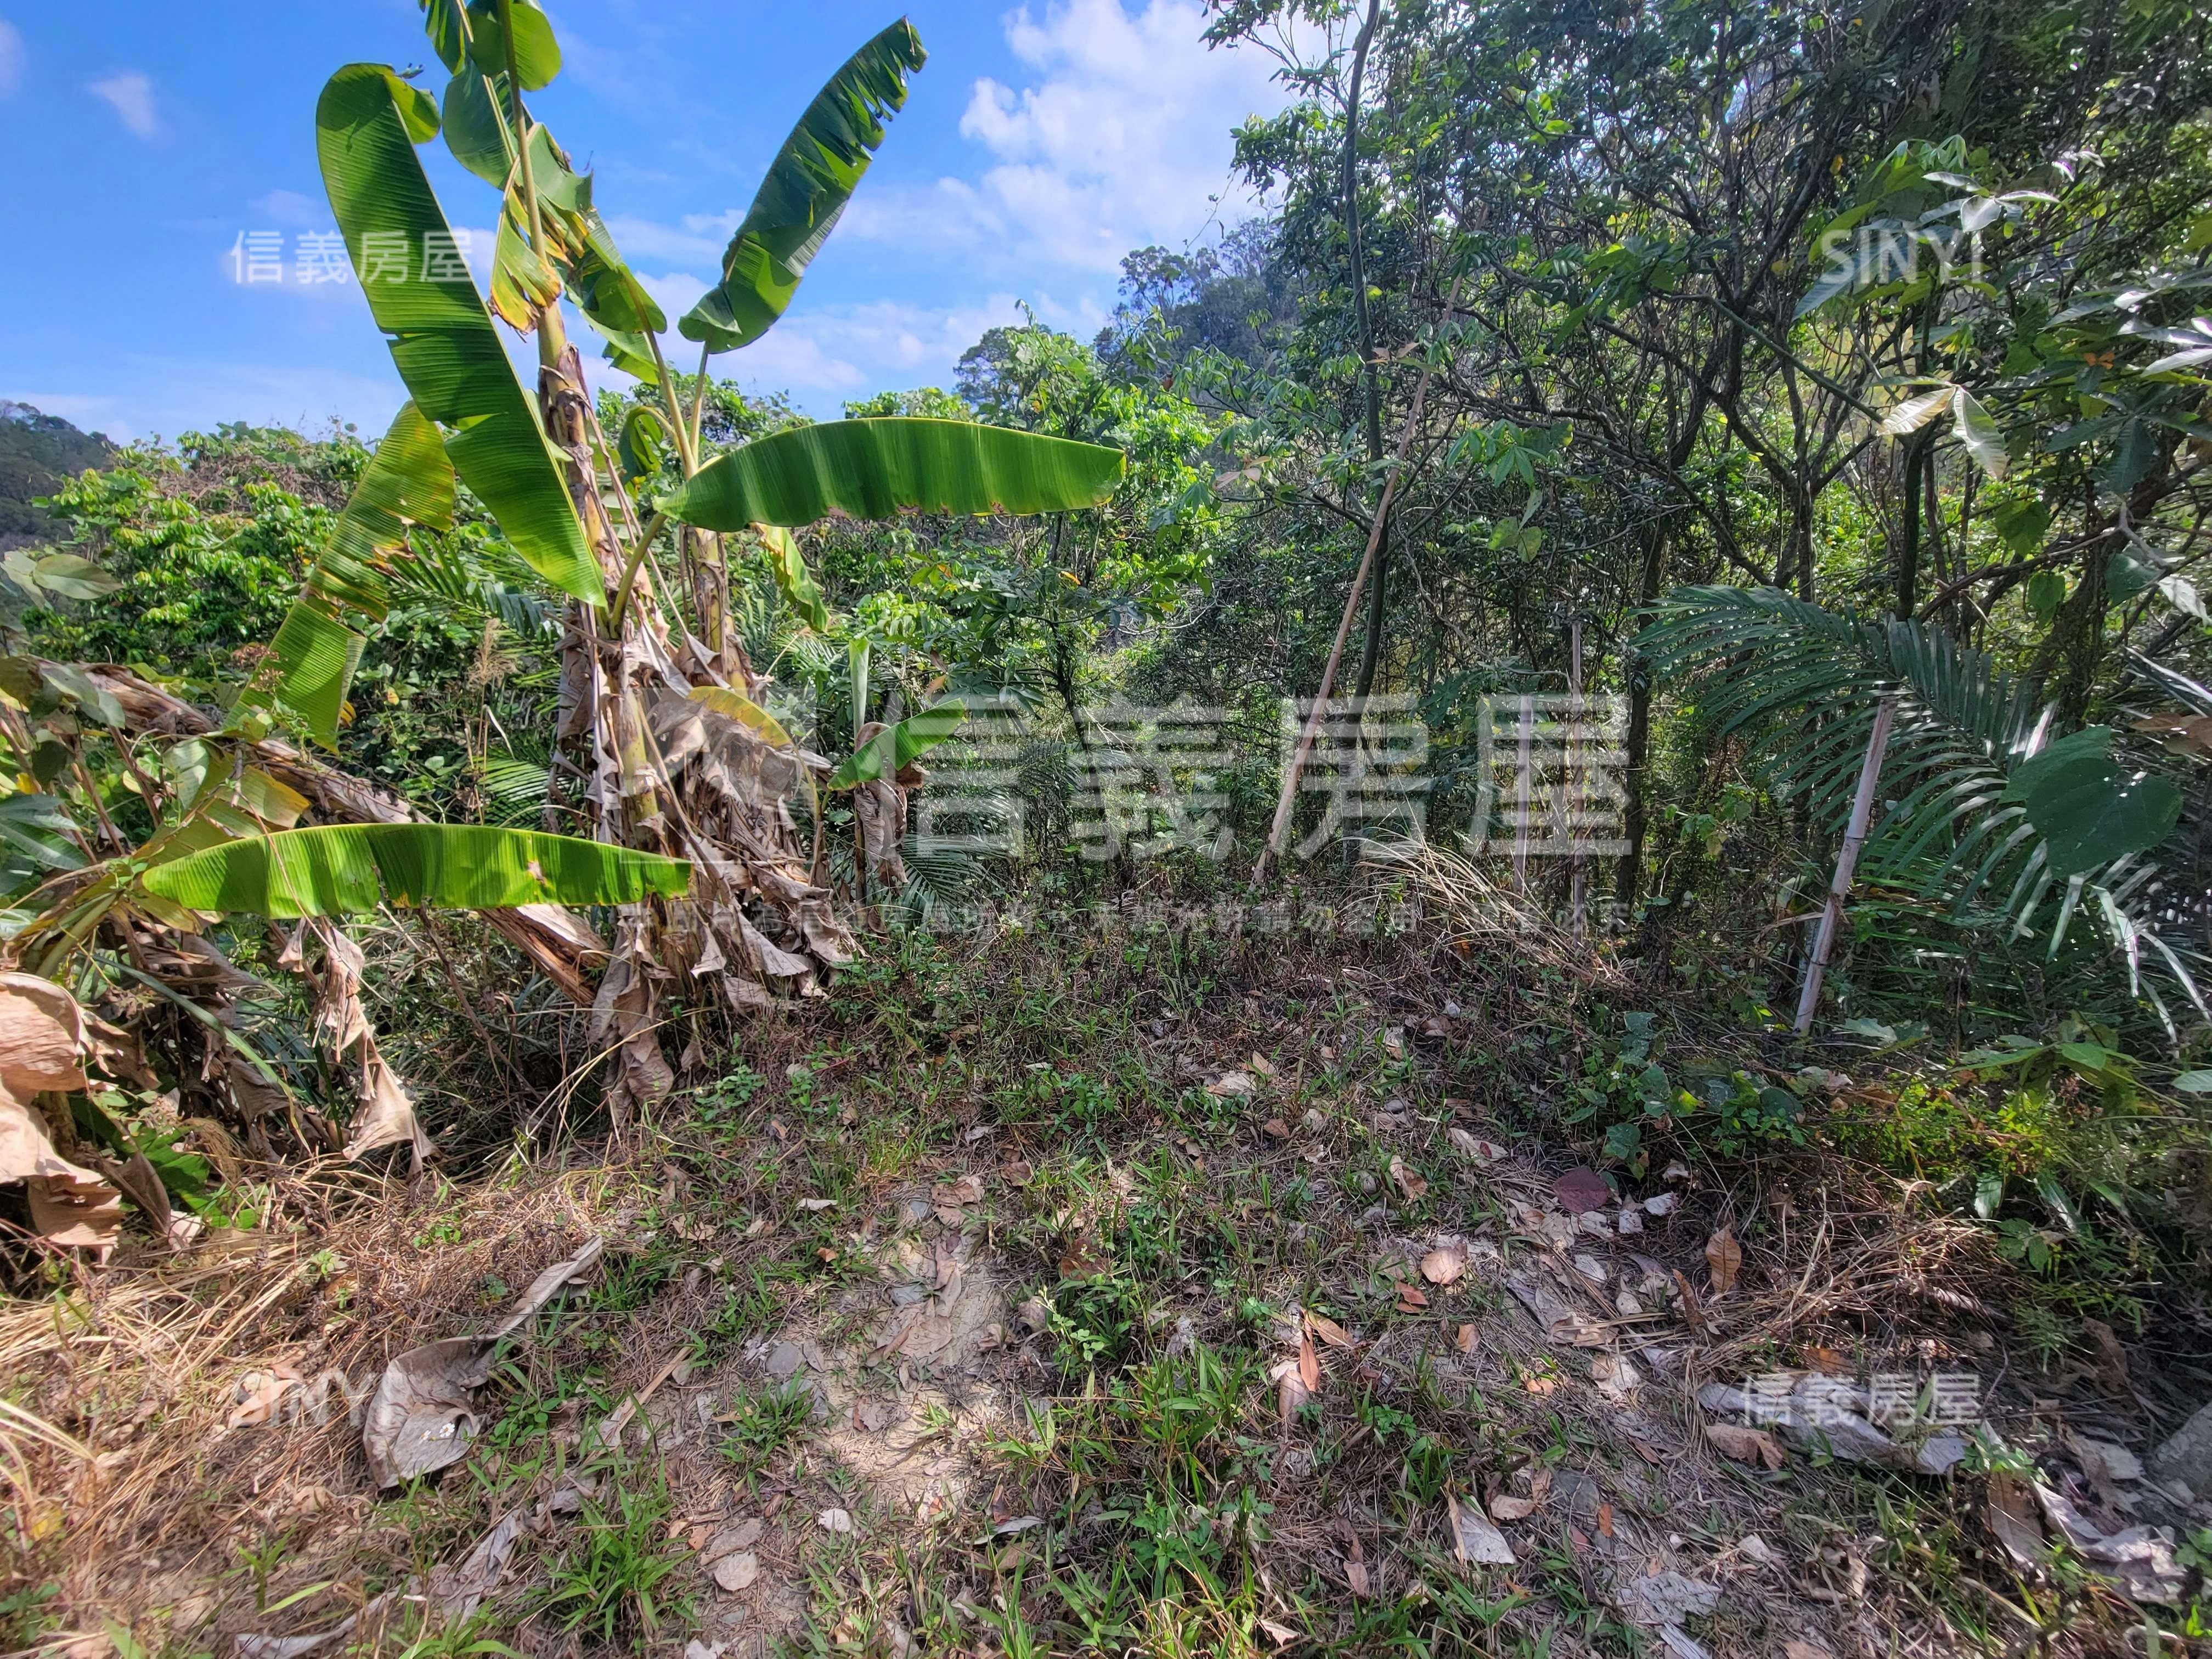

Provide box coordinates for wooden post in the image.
[1794,696,1898,1035]
[1567,617,1587,933]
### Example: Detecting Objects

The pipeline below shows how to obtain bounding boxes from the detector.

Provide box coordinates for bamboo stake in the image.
[1794,696,1897,1035]
[1254,277,1462,882]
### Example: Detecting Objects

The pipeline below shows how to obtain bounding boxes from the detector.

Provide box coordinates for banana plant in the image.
[274,3,1126,1119]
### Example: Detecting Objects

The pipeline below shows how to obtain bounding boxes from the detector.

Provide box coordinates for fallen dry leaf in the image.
[1000,1159,1033,1187]
[1447,1492,1517,1565]
[932,1173,985,1207]
[1804,1345,1850,1374]
[817,1507,853,1533]
[1275,1362,1310,1424]
[1389,1155,1429,1203]
[1553,1168,1611,1214]
[1205,1071,1257,1098]
[1307,1311,1355,1349]
[1705,1422,1784,1469]
[1453,1323,1477,1354]
[1297,1329,1320,1393]
[1705,1227,1743,1294]
[1249,1053,1278,1077]
[1488,1494,1538,1521]
[1783,1643,1835,1659]
[1420,1246,1466,1286]
[1447,1126,1505,1163]
[1396,1281,1429,1312]
[1263,1118,1291,1140]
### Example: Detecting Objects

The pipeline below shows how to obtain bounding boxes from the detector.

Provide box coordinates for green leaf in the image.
[2107,549,2158,604]
[2172,1070,2212,1094]
[441,66,515,188]
[848,637,871,731]
[20,552,120,603]
[661,419,1126,528]
[315,64,601,605]
[2026,569,2066,622]
[827,699,966,788]
[616,406,670,487]
[140,825,689,918]
[1951,388,2007,478]
[2003,726,2183,877]
[678,20,927,353]
[757,525,831,630]
[464,0,560,91]
[0,792,87,892]
[420,0,468,73]
[238,402,456,744]
[1882,386,1956,436]
[1974,1169,2005,1218]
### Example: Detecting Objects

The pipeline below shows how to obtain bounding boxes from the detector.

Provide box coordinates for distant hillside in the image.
[1,402,115,547]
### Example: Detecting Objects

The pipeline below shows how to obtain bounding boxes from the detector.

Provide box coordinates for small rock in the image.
[901,1197,933,1224]
[765,1342,804,1380]
[1615,1290,1644,1317]
[2150,1403,2212,1497]
[2076,1437,2144,1483]
[818,1507,854,1533]
[1739,1533,1778,1567]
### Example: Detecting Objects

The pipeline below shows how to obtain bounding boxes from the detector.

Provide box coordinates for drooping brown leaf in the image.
[1297,1329,1320,1393]
[1705,1227,1743,1293]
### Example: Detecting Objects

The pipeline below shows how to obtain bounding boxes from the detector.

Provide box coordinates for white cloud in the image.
[0,21,25,98]
[88,69,160,139]
[252,189,321,226]
[844,0,1289,275]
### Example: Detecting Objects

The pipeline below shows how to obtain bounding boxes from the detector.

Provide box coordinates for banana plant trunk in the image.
[534,331,854,1127]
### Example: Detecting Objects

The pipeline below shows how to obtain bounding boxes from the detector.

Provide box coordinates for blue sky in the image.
[0,1,1292,443]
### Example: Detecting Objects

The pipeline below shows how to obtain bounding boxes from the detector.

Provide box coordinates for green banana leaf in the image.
[420,0,467,73]
[442,65,515,186]
[827,699,966,788]
[679,20,926,353]
[315,63,602,605]
[237,401,456,744]
[464,0,560,89]
[661,419,1126,528]
[617,406,671,486]
[141,824,689,918]
[758,524,831,630]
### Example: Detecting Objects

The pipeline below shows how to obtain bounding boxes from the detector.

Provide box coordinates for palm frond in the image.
[1639,585,2205,1022]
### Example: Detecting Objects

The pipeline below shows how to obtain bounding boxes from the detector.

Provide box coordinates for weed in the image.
[716,1378,817,1480]
[537,1474,692,1648]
